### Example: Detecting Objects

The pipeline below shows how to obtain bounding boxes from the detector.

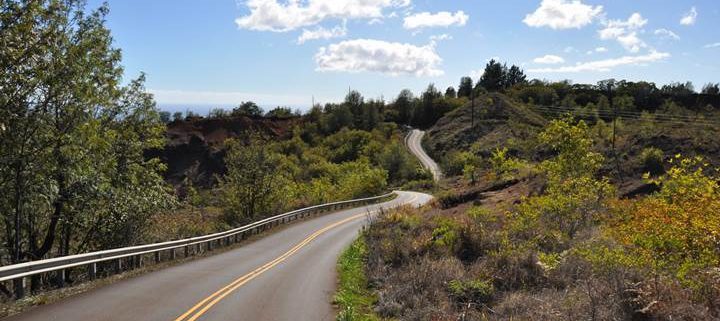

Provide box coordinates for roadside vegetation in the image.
[335,236,381,321]
[348,58,720,320]
[0,0,434,300]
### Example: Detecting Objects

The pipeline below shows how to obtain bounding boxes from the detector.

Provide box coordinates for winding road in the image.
[4,129,444,321]
[405,129,442,181]
[5,191,432,321]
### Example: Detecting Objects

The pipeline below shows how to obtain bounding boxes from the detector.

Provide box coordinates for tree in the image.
[413,84,442,128]
[232,101,263,117]
[159,111,171,123]
[220,136,287,225]
[701,83,720,95]
[458,77,473,98]
[478,59,506,92]
[208,108,228,118]
[265,106,294,118]
[345,90,364,128]
[505,65,527,88]
[392,89,415,124]
[0,0,174,290]
[445,86,457,99]
[172,111,184,121]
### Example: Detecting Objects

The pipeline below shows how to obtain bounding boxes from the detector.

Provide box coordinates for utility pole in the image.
[471,91,475,128]
[609,83,616,152]
[607,82,625,184]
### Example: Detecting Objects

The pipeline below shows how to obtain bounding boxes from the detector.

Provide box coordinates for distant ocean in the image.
[156,103,310,116]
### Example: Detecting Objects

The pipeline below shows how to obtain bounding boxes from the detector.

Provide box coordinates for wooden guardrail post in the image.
[88,263,97,280]
[114,259,122,274]
[57,269,66,288]
[14,278,25,299]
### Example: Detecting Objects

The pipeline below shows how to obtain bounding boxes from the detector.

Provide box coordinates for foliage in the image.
[448,279,494,304]
[0,0,175,266]
[640,147,664,175]
[609,156,720,285]
[232,101,263,117]
[334,236,382,321]
[219,137,289,225]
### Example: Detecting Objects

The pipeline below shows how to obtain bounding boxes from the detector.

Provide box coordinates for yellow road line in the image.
[174,194,417,321]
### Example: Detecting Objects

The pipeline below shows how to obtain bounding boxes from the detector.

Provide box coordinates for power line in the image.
[527,105,720,126]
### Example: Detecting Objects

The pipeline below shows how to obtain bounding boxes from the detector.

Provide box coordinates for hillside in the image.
[424,92,720,196]
[153,116,300,188]
[425,92,546,160]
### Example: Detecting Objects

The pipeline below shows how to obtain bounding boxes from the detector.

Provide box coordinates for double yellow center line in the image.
[173,194,416,321]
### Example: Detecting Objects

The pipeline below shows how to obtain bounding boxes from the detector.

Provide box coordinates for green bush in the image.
[448,279,494,304]
[640,147,664,175]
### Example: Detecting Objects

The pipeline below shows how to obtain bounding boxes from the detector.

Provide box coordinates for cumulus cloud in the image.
[523,0,603,30]
[314,39,443,77]
[704,42,720,49]
[235,0,410,32]
[598,13,647,53]
[533,54,565,64]
[403,11,469,30]
[654,28,680,40]
[680,7,697,26]
[297,21,347,44]
[527,50,670,73]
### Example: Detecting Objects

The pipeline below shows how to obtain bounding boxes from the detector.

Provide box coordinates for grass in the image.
[334,235,383,321]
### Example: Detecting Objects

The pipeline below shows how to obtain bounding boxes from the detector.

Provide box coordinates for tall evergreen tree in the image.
[458,76,473,98]
[478,59,507,92]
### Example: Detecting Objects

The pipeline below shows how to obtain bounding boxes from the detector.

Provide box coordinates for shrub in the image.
[448,278,494,304]
[640,147,664,175]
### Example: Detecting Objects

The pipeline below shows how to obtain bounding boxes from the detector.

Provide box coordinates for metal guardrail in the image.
[0,192,397,298]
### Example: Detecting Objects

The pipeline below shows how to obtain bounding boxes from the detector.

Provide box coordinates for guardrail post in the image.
[208,241,213,251]
[57,269,66,288]
[88,263,97,280]
[185,245,190,257]
[14,278,25,299]
[155,252,161,264]
[170,249,177,260]
[114,259,122,274]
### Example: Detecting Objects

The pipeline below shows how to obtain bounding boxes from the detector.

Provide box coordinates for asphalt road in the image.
[5,191,432,321]
[406,129,442,181]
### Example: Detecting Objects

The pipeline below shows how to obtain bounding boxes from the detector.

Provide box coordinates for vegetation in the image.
[0,0,175,276]
[335,236,381,321]
[0,0,427,300]
[361,115,720,320]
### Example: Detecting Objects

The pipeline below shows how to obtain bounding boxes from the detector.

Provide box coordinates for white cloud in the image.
[297,21,347,44]
[533,54,565,64]
[598,13,647,52]
[403,11,468,30]
[587,47,607,55]
[680,7,697,26]
[704,42,720,49]
[429,33,453,44]
[235,0,410,32]
[314,39,443,77]
[523,0,603,30]
[564,46,577,53]
[654,28,680,40]
[527,50,670,73]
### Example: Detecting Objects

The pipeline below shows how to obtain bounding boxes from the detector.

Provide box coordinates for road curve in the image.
[405,129,442,181]
[5,191,432,321]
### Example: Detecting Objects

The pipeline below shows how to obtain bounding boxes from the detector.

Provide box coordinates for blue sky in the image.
[89,0,720,112]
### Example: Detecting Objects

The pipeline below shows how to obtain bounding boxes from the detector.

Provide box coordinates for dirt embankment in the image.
[151,116,300,188]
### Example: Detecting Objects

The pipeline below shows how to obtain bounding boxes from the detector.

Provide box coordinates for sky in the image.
[87,0,720,112]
